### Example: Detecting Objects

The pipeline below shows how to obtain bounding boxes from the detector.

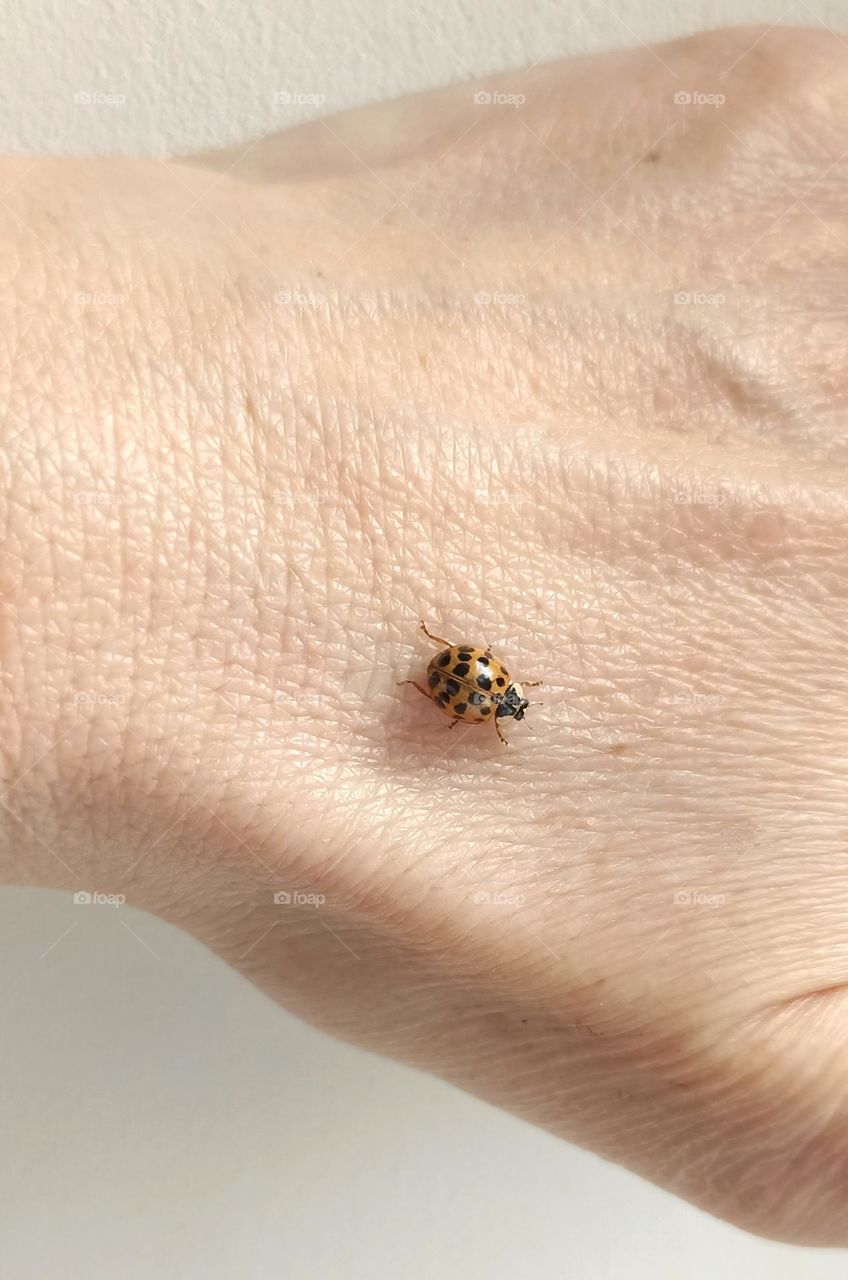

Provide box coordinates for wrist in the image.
[0,158,259,900]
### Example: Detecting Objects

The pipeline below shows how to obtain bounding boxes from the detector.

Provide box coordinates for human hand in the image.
[3,24,848,1243]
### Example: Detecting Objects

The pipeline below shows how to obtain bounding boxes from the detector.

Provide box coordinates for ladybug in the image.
[398,620,541,744]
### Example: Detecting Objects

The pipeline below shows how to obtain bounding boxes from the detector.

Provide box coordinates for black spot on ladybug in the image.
[458,651,473,661]
[445,679,460,696]
[438,652,451,667]
[477,674,492,691]
[469,691,485,705]
[496,677,506,687]
[428,671,441,688]
[481,706,491,716]
[477,654,490,665]
[454,702,467,715]
[453,663,470,677]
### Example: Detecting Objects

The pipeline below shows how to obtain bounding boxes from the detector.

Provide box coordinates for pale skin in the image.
[2,23,848,1245]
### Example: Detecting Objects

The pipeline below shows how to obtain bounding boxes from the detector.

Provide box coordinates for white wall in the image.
[2,1,847,1275]
[1,0,844,156]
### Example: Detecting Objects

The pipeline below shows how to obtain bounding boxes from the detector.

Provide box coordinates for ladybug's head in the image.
[496,682,530,721]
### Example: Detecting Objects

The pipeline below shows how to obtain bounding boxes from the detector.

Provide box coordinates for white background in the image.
[2,1,847,1276]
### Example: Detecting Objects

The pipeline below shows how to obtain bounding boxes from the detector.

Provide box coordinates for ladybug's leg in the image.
[397,680,432,700]
[448,718,461,730]
[419,620,453,648]
[494,718,508,745]
[523,681,542,688]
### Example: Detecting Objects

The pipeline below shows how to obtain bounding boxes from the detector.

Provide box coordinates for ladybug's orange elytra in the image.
[398,620,541,745]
